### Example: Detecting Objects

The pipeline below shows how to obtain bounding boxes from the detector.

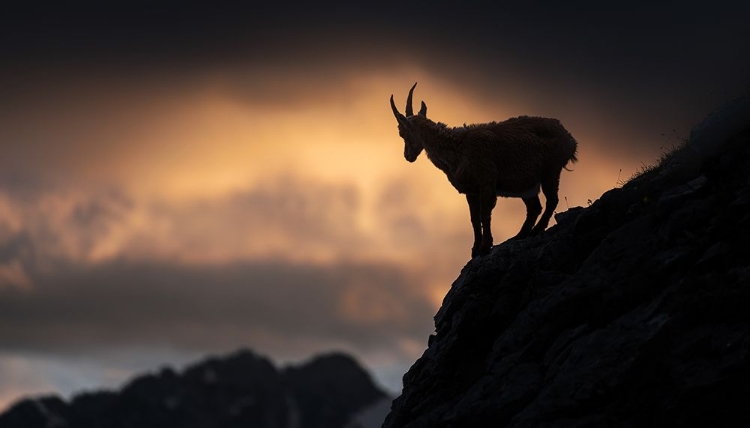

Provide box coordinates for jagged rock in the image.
[0,350,387,428]
[383,97,750,427]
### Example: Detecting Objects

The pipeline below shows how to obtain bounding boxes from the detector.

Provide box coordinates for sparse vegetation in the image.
[627,140,688,184]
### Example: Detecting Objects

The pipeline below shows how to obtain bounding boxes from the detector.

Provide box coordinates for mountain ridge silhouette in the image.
[0,349,388,428]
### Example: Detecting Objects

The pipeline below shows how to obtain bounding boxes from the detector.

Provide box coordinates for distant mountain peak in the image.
[0,349,388,428]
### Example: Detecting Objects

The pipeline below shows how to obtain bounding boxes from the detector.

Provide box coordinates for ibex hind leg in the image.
[513,196,543,239]
[530,174,561,235]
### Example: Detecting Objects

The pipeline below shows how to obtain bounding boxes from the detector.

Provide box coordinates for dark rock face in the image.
[0,350,386,428]
[384,102,750,427]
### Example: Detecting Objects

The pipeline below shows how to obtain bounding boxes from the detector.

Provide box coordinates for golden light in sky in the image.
[0,47,728,411]
[1,66,656,293]
[1,0,749,419]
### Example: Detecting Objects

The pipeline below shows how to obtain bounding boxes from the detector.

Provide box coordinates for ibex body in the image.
[391,83,578,257]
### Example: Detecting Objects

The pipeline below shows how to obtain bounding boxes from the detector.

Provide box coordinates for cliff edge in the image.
[384,94,750,428]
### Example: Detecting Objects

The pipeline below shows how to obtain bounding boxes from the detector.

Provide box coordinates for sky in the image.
[1,1,749,410]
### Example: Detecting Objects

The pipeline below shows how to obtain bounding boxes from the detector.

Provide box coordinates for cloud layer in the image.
[2,0,749,412]
[0,172,447,357]
[0,258,433,354]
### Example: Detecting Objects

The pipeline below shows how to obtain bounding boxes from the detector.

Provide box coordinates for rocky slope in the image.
[384,94,750,427]
[0,350,387,428]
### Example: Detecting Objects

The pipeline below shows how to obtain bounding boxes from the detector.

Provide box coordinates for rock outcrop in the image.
[384,95,750,427]
[0,350,387,428]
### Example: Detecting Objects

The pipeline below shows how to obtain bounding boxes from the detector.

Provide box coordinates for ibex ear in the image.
[419,101,427,117]
[397,115,410,129]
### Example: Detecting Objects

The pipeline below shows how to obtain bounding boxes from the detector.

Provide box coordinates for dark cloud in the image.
[4,1,747,79]
[2,1,748,158]
[4,1,747,90]
[0,257,434,355]
[0,174,436,356]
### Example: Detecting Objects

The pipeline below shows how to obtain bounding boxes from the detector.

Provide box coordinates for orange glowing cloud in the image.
[0,66,662,301]
[0,0,745,412]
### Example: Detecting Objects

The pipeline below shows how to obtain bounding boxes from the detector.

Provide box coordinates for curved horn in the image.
[405,82,417,116]
[419,101,427,117]
[390,95,407,124]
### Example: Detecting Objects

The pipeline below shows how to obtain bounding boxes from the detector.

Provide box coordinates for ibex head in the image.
[391,82,428,163]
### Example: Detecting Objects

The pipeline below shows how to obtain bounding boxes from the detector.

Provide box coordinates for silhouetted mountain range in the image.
[383,94,750,427]
[0,350,389,428]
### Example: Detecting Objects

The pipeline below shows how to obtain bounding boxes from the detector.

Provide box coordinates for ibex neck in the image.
[413,119,460,174]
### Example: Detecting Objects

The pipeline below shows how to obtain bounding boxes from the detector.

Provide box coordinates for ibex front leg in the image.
[477,189,497,256]
[466,194,482,257]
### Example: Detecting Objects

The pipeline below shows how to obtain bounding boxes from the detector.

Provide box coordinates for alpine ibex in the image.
[390,83,578,257]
